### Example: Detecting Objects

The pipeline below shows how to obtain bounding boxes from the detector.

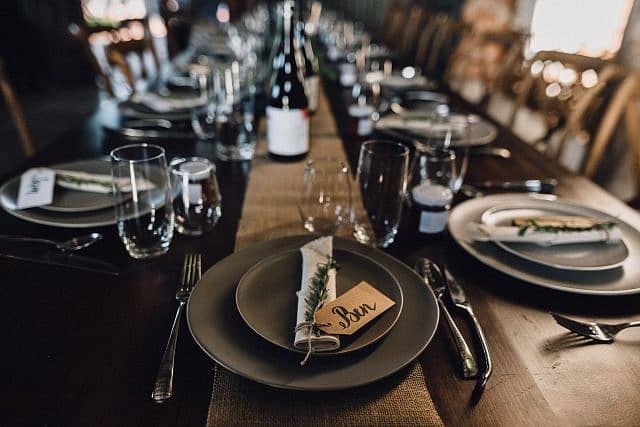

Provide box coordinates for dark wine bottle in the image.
[295,0,320,113]
[267,0,310,161]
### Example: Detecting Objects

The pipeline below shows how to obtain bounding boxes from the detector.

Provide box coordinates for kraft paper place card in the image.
[16,168,55,210]
[315,281,396,336]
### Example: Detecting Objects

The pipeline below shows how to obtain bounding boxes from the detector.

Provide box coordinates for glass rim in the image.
[304,157,349,174]
[110,143,166,163]
[360,140,410,157]
[169,157,216,177]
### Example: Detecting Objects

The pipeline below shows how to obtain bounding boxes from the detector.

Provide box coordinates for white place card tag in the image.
[16,168,55,209]
[315,281,396,336]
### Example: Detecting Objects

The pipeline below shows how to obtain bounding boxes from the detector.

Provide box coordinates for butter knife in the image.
[415,259,478,379]
[443,268,492,396]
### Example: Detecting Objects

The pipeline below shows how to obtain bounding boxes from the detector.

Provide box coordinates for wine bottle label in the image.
[266,106,310,156]
[305,75,320,112]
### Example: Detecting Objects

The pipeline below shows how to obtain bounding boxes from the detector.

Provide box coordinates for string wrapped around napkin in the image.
[294,236,340,362]
[468,216,622,246]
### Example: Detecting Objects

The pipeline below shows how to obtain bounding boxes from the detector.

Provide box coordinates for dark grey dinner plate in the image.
[42,159,118,213]
[0,158,118,228]
[187,235,439,391]
[236,249,403,355]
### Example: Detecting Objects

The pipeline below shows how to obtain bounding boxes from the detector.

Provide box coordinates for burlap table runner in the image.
[206,87,443,426]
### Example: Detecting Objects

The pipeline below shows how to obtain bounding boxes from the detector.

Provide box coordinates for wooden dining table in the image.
[2,74,640,426]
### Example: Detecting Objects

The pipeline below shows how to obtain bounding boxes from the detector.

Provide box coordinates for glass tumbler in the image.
[354,140,410,248]
[110,144,174,259]
[212,62,257,161]
[298,158,352,234]
[170,157,222,236]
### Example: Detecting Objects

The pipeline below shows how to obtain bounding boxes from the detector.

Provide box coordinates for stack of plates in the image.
[0,159,120,228]
[449,194,640,295]
[187,235,440,390]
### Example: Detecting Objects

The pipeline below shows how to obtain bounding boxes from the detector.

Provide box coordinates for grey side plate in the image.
[481,202,629,271]
[449,194,640,295]
[236,249,403,355]
[187,235,439,391]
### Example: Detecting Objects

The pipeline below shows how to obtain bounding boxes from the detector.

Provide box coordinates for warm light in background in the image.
[82,0,147,25]
[527,0,633,59]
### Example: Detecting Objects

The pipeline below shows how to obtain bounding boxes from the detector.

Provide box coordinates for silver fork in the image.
[152,253,202,402]
[551,312,640,343]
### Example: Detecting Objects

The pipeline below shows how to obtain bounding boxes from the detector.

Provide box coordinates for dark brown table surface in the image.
[2,78,640,426]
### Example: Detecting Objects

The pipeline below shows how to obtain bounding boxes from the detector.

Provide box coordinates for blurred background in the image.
[1,0,639,204]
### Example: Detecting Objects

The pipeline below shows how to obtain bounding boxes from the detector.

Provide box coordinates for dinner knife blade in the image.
[443,268,492,397]
[0,249,120,275]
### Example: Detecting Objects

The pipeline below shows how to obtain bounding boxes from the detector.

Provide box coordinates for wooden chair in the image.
[414,13,446,67]
[448,30,527,106]
[0,58,36,157]
[583,72,640,188]
[105,24,160,94]
[423,17,465,79]
[68,19,159,96]
[506,51,621,151]
[398,5,427,61]
[382,2,406,50]
[68,23,115,97]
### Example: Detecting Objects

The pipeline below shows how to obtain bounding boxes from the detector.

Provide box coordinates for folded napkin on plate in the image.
[130,92,206,113]
[55,170,155,194]
[467,222,623,246]
[376,114,468,137]
[294,236,341,353]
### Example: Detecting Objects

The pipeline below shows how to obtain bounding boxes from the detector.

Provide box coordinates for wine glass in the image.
[298,158,352,234]
[353,140,409,248]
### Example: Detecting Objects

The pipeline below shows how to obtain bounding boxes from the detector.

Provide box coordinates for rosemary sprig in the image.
[517,220,616,236]
[303,256,340,331]
[56,174,113,190]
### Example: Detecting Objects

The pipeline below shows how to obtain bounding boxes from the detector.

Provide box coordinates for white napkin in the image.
[376,114,468,138]
[55,170,155,194]
[294,236,341,352]
[131,92,206,113]
[467,223,623,246]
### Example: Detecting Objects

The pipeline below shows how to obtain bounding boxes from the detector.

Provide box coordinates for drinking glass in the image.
[110,144,174,259]
[411,145,459,191]
[354,140,409,248]
[412,119,469,193]
[298,158,352,234]
[170,157,222,236]
[212,62,257,161]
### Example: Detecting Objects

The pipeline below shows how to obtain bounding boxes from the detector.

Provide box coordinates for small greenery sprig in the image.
[517,220,617,236]
[56,174,113,190]
[304,256,340,333]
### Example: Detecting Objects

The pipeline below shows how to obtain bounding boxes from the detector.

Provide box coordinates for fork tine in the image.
[551,313,592,335]
[196,254,202,281]
[180,253,192,290]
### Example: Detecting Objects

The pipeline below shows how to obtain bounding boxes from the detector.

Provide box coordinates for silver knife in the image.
[415,259,478,379]
[443,267,492,396]
[470,179,557,194]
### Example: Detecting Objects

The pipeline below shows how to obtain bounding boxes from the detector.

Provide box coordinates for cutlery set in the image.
[415,258,492,397]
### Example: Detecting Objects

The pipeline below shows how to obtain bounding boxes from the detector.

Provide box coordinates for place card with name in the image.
[315,281,396,336]
[16,168,55,210]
